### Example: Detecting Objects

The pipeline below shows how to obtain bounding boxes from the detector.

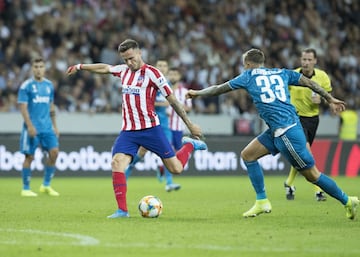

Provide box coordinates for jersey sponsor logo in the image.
[33,95,50,103]
[122,87,140,96]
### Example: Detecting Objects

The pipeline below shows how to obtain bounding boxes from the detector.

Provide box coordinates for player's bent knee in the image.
[111,154,130,172]
[300,167,320,183]
[27,155,35,162]
[170,169,182,175]
[49,150,59,162]
[111,159,120,170]
[164,163,182,175]
[240,150,251,162]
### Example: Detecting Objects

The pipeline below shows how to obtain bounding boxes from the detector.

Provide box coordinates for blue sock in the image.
[43,166,56,186]
[125,154,142,180]
[22,168,31,190]
[314,173,348,205]
[244,160,267,200]
[165,169,173,185]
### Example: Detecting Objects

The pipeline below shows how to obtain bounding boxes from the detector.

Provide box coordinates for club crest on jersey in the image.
[32,84,37,93]
[136,75,144,87]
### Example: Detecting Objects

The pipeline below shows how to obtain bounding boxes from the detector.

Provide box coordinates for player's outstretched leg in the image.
[243,199,272,218]
[313,173,358,220]
[182,136,207,150]
[108,172,129,218]
[243,160,272,217]
[345,197,359,220]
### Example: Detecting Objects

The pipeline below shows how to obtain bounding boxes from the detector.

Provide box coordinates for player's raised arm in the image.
[66,63,111,75]
[166,94,202,138]
[186,82,232,99]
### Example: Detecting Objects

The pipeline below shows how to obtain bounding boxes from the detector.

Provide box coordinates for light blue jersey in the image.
[233,67,350,207]
[229,68,302,133]
[155,91,171,141]
[17,77,55,133]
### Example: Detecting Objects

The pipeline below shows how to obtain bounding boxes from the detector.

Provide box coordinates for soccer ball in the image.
[138,195,163,218]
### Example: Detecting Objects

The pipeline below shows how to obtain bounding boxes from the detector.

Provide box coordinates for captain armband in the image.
[76,64,83,70]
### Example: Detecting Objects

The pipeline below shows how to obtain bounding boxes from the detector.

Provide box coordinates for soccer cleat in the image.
[243,199,272,218]
[165,183,181,192]
[155,165,165,183]
[345,196,359,220]
[182,136,208,150]
[21,190,38,197]
[107,209,130,218]
[39,185,60,196]
[315,191,327,201]
[284,182,296,200]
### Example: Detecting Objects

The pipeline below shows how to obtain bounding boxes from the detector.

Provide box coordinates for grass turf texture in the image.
[0,176,359,257]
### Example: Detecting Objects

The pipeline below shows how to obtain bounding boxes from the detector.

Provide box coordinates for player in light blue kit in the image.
[186,49,359,220]
[124,60,181,192]
[17,56,60,197]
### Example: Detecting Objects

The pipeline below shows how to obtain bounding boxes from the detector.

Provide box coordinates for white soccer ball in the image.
[138,195,163,218]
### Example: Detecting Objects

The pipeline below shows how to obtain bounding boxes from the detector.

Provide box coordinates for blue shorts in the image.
[20,129,59,155]
[171,130,183,151]
[112,125,175,160]
[257,123,315,171]
[161,124,172,142]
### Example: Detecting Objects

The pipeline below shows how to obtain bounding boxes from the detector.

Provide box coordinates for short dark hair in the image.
[243,49,265,64]
[302,48,317,58]
[118,39,139,53]
[31,55,44,64]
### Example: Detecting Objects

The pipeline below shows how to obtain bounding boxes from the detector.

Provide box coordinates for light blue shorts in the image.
[20,129,59,155]
[258,123,315,171]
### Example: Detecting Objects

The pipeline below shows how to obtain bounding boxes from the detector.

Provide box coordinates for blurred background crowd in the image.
[0,0,359,116]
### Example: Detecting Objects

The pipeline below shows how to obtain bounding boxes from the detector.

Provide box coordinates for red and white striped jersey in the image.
[109,64,173,131]
[169,83,192,131]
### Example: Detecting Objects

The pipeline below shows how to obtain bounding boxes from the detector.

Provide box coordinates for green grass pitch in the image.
[0,175,359,257]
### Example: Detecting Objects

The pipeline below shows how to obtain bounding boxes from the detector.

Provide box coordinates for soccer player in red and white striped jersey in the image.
[67,39,207,218]
[168,67,192,150]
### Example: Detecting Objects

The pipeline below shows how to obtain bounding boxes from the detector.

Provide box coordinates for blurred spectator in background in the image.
[0,0,359,115]
[339,100,359,141]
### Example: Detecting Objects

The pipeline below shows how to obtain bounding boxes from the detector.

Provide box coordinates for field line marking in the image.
[102,242,360,254]
[0,228,99,246]
[1,228,360,254]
